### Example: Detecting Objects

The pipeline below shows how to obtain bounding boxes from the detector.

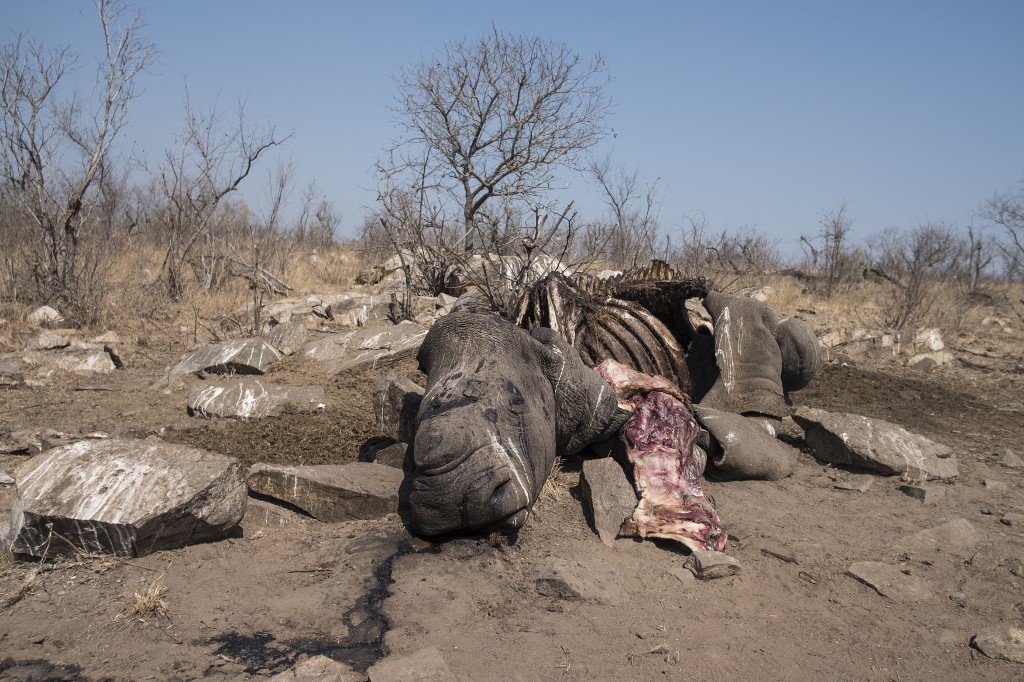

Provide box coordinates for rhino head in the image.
[408,312,627,536]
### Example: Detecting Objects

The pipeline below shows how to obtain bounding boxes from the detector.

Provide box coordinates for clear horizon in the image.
[6,1,1023,257]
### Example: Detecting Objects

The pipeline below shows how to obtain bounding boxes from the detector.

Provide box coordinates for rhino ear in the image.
[529,327,628,455]
[775,317,820,392]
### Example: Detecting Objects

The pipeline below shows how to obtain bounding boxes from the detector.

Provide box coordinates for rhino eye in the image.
[506,382,527,414]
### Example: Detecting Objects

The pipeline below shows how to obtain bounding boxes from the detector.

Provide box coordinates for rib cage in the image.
[514,262,711,393]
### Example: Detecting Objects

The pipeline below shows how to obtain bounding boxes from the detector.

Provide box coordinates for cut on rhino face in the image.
[408,315,559,535]
[407,313,627,537]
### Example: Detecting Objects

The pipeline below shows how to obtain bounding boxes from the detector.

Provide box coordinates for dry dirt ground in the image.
[2,334,1024,681]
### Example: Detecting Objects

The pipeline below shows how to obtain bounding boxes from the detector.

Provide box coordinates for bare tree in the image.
[981,182,1024,280]
[150,93,289,300]
[0,0,155,321]
[588,156,661,269]
[383,25,610,255]
[800,202,864,297]
[868,222,962,331]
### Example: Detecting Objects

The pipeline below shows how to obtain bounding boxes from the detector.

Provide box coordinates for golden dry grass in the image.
[114,573,170,629]
[2,569,38,608]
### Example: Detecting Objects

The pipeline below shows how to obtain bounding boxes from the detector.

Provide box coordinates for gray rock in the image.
[949,591,967,608]
[269,654,363,681]
[898,484,945,503]
[172,338,281,376]
[367,647,455,682]
[999,451,1024,468]
[984,479,1009,492]
[793,407,958,480]
[26,305,62,326]
[53,349,117,375]
[535,557,621,605]
[187,379,325,419]
[694,406,797,480]
[832,474,874,492]
[373,375,424,443]
[26,332,69,351]
[846,561,932,601]
[1001,511,1024,527]
[365,442,409,469]
[971,627,1024,664]
[8,439,246,558]
[0,370,25,390]
[685,550,741,580]
[248,462,403,522]
[302,321,428,375]
[265,321,309,356]
[900,518,980,554]
[580,457,637,546]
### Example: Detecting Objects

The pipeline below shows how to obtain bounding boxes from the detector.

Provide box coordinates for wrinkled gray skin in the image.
[409,313,628,536]
[695,291,820,418]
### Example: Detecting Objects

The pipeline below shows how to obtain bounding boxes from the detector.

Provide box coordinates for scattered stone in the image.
[535,557,621,605]
[914,327,945,352]
[8,439,246,558]
[367,647,455,682]
[833,352,856,366]
[365,442,409,469]
[1001,511,1024,527]
[899,484,945,503]
[0,370,25,389]
[846,561,932,602]
[971,627,1024,664]
[269,655,363,681]
[760,548,798,564]
[685,550,741,580]
[373,375,424,443]
[900,518,980,554]
[908,351,953,372]
[50,349,117,375]
[949,591,967,608]
[980,507,994,515]
[999,451,1024,468]
[264,321,309,356]
[187,379,325,419]
[247,462,403,522]
[26,305,63,327]
[694,406,797,480]
[580,457,638,546]
[302,321,427,375]
[172,338,281,376]
[1011,566,1024,578]
[983,479,1009,492]
[793,407,958,480]
[25,332,69,351]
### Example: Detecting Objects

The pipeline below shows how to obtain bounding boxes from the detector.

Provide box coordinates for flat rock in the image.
[8,439,246,558]
[26,305,62,326]
[367,647,455,681]
[694,406,797,480]
[26,332,69,351]
[899,484,945,503]
[983,479,1009,492]
[846,561,932,601]
[265,321,310,356]
[580,457,637,546]
[0,370,25,389]
[685,550,741,580]
[172,337,281,376]
[269,654,363,681]
[832,474,875,492]
[302,322,427,375]
[364,442,409,469]
[971,627,1024,664]
[187,379,325,419]
[373,375,424,443]
[1001,511,1024,527]
[793,407,958,480]
[536,558,621,605]
[900,518,980,554]
[51,349,117,375]
[248,462,403,522]
[999,451,1024,468]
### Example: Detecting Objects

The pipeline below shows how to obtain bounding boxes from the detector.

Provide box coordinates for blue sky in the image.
[6,1,1023,253]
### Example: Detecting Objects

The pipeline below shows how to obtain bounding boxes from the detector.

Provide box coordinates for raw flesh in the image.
[593,359,727,552]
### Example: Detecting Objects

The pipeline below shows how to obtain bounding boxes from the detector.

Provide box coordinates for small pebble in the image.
[949,592,967,608]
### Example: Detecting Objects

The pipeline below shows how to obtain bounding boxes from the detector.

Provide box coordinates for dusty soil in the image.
[2,332,1024,681]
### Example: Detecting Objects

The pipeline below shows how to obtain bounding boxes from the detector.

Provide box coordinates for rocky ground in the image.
[2,297,1024,681]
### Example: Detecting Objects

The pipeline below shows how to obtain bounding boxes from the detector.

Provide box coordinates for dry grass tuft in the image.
[115,574,170,629]
[2,569,39,608]
[540,457,571,503]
